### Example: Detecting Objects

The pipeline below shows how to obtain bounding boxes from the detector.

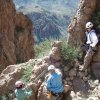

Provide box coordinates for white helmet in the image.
[15,81,23,87]
[86,22,93,28]
[48,65,55,71]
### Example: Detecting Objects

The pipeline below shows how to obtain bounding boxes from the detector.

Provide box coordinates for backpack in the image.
[83,29,100,46]
[95,29,100,46]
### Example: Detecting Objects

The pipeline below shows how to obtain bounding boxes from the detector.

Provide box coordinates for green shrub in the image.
[21,69,32,83]
[35,39,82,65]
[60,42,82,65]
[21,65,34,83]
[34,39,55,58]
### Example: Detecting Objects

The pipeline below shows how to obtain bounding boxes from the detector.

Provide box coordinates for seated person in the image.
[45,65,64,100]
[15,81,32,100]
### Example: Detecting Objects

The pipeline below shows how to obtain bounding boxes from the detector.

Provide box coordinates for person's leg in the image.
[51,95,57,100]
[83,47,95,70]
[57,96,63,100]
[80,44,89,62]
[51,93,63,100]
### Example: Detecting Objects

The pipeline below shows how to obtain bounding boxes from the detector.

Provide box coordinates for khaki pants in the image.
[83,46,95,69]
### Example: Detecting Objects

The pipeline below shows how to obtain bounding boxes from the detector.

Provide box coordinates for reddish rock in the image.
[92,46,100,62]
[67,0,100,81]
[0,0,34,73]
[68,0,97,45]
[49,47,61,61]
[91,63,100,80]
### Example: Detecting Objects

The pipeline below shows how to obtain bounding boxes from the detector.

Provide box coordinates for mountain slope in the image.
[13,0,79,42]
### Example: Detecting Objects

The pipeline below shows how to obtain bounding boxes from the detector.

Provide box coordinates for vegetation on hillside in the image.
[34,39,54,58]
[34,38,82,62]
[60,42,82,66]
[13,0,79,43]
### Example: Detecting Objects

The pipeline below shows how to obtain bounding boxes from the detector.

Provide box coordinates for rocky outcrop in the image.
[30,41,66,100]
[0,59,36,98]
[0,65,25,96]
[0,41,63,99]
[68,0,100,80]
[68,0,97,45]
[0,0,34,73]
[0,41,100,100]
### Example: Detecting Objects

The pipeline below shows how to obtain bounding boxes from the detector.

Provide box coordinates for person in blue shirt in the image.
[15,81,32,100]
[45,65,64,100]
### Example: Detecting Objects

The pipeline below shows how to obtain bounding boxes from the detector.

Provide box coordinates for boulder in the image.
[0,65,25,96]
[49,47,61,61]
[72,77,90,92]
[91,63,100,80]
[51,41,62,48]
[69,68,77,77]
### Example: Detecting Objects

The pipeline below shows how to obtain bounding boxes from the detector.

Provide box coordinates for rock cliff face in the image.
[68,0,100,79]
[68,0,97,45]
[0,0,34,73]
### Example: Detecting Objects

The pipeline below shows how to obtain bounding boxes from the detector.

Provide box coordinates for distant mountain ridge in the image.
[13,0,79,43]
[14,0,79,15]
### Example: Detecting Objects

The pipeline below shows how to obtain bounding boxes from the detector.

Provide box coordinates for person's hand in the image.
[90,46,97,52]
[26,82,33,89]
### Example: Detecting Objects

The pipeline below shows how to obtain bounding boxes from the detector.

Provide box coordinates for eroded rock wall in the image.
[68,0,100,79]
[68,0,97,45]
[0,0,34,73]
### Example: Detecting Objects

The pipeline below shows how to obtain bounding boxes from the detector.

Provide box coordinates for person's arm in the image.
[24,88,32,97]
[46,76,52,90]
[90,32,98,47]
[24,83,33,97]
[25,90,32,97]
[83,32,87,44]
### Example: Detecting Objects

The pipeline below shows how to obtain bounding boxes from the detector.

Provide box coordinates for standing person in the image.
[45,65,64,100]
[79,22,98,71]
[15,81,32,100]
